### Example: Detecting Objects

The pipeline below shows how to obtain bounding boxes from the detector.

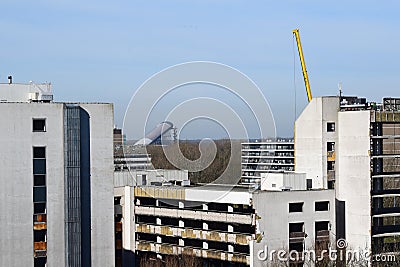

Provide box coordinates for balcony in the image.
[315,230,330,242]
[115,221,122,232]
[136,240,250,265]
[135,206,253,225]
[289,232,306,243]
[327,170,335,181]
[34,241,47,251]
[33,214,46,223]
[327,151,336,161]
[135,223,252,245]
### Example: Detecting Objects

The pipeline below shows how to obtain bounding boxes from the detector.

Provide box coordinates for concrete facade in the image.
[252,190,335,266]
[0,83,115,267]
[295,95,400,255]
[114,182,335,267]
[295,97,339,189]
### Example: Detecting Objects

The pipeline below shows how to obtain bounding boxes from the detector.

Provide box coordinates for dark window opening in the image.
[136,215,156,224]
[33,159,46,175]
[33,119,46,132]
[289,202,304,213]
[289,242,304,252]
[136,233,157,242]
[327,122,335,132]
[328,181,335,189]
[34,230,46,242]
[114,197,121,205]
[315,201,330,211]
[136,197,157,207]
[162,217,179,227]
[232,223,254,234]
[315,221,329,232]
[34,175,46,187]
[208,221,229,232]
[162,236,179,245]
[289,223,304,233]
[34,203,46,214]
[208,241,228,251]
[184,238,203,248]
[33,186,47,202]
[33,147,46,158]
[185,219,203,229]
[327,161,335,171]
[34,257,47,267]
[307,179,313,190]
[233,244,250,254]
[327,142,335,152]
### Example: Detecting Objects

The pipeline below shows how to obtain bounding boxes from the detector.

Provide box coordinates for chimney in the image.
[7,76,12,84]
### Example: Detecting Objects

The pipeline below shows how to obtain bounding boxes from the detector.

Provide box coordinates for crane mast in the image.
[292,29,312,102]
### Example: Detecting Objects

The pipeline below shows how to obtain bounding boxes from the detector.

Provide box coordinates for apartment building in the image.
[0,81,115,267]
[114,175,335,267]
[241,139,295,185]
[295,95,400,255]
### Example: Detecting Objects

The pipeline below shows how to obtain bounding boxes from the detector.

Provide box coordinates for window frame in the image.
[32,118,47,132]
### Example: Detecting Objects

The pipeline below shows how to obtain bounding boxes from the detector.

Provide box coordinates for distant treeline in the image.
[147,139,242,184]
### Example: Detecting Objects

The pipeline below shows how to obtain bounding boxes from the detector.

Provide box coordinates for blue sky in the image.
[1,0,400,138]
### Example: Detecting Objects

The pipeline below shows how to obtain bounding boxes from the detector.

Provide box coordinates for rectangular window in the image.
[33,147,46,158]
[307,179,312,190]
[327,161,335,171]
[33,159,46,175]
[327,122,335,132]
[34,203,46,214]
[315,201,330,211]
[33,119,46,132]
[34,175,46,187]
[34,230,47,242]
[289,202,304,213]
[34,257,47,267]
[327,142,335,152]
[315,221,330,232]
[289,222,304,233]
[33,186,47,202]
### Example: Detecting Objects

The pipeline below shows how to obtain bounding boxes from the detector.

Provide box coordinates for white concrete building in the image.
[0,82,115,267]
[114,178,335,266]
[295,95,400,255]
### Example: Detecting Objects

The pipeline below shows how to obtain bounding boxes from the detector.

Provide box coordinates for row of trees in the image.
[147,139,241,184]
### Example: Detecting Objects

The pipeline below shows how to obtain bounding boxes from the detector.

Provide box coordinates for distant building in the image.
[114,128,126,156]
[0,81,115,267]
[241,139,295,185]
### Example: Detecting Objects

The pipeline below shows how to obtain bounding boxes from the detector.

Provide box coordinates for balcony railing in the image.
[135,206,254,225]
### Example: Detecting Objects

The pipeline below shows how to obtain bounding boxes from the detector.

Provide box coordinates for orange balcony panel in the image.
[115,222,122,232]
[33,214,47,223]
[116,240,122,250]
[34,242,47,251]
[327,151,336,161]
[33,223,47,230]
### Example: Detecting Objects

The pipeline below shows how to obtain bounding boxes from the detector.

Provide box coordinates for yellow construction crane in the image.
[292,29,312,102]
